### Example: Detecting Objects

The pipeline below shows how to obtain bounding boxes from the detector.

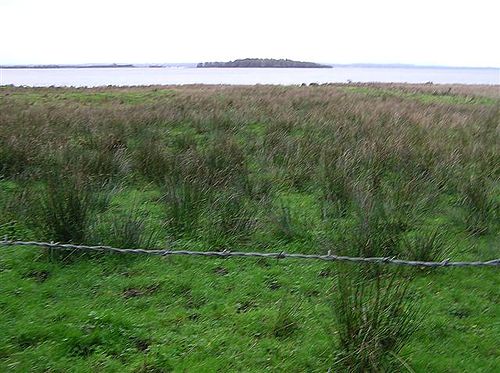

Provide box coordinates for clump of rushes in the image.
[403,229,447,263]
[319,157,352,219]
[162,177,209,239]
[460,175,498,236]
[203,191,256,248]
[134,137,171,184]
[203,136,250,191]
[345,191,406,259]
[0,187,35,240]
[272,201,311,244]
[389,174,437,223]
[169,131,198,152]
[84,145,130,181]
[331,267,422,372]
[93,207,158,249]
[0,136,37,179]
[36,173,96,244]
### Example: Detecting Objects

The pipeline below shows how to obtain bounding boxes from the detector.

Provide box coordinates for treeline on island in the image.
[197,58,332,68]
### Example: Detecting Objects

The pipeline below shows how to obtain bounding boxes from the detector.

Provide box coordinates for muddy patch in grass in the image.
[123,284,161,298]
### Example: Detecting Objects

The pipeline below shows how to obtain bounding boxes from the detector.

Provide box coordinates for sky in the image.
[1,0,499,67]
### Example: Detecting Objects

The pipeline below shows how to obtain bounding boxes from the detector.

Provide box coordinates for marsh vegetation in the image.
[0,83,498,371]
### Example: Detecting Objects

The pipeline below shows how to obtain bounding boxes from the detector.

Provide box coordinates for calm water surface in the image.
[1,67,499,87]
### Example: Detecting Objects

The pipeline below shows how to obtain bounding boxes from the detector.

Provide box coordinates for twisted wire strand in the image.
[1,240,499,267]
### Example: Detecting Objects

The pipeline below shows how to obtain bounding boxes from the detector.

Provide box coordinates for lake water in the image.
[1,67,499,87]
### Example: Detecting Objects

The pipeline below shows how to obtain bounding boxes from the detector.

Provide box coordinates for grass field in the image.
[0,83,499,372]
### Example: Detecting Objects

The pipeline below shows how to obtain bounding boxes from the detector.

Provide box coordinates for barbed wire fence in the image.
[1,239,499,268]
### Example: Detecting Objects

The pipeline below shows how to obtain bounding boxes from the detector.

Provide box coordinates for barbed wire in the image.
[1,239,499,267]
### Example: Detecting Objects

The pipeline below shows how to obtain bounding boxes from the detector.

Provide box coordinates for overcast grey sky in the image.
[1,0,499,67]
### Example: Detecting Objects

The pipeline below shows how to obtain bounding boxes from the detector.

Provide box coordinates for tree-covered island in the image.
[197,58,332,68]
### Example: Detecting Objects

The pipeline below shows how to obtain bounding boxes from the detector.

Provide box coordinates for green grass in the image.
[0,84,499,371]
[0,247,498,372]
[340,86,499,105]
[0,88,175,105]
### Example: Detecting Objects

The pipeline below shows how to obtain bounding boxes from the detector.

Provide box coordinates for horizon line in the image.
[1,61,499,70]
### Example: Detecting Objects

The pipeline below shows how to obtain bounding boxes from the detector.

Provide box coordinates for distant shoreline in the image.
[1,64,498,70]
[0,64,135,69]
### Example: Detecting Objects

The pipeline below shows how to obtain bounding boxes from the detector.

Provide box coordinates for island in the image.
[197,58,332,68]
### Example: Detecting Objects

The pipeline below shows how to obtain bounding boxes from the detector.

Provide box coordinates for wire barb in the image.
[0,240,499,268]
